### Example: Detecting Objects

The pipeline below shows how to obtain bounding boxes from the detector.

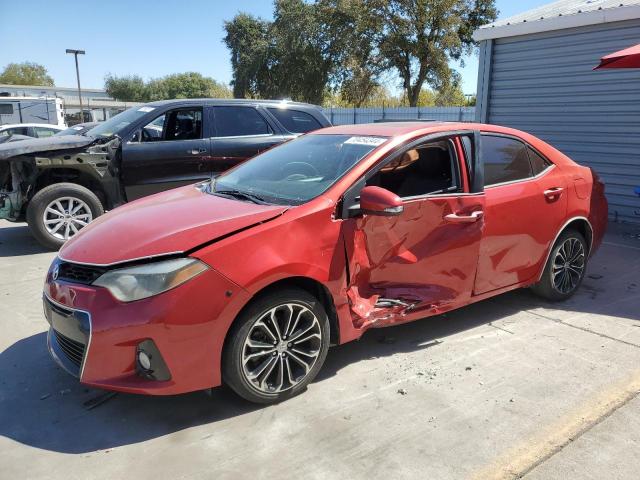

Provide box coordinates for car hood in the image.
[0,134,96,160]
[59,184,289,266]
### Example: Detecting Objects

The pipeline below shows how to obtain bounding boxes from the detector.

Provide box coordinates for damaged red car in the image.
[43,122,608,404]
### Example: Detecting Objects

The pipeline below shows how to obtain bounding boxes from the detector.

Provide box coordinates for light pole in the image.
[65,49,85,122]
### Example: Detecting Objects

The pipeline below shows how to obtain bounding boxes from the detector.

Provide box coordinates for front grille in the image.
[57,261,106,284]
[53,330,86,367]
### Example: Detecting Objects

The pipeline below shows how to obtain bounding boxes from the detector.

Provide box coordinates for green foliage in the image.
[104,75,148,102]
[325,85,406,108]
[104,73,232,102]
[225,0,337,104]
[325,82,469,108]
[375,0,497,106]
[224,0,496,107]
[0,62,54,86]
[223,13,271,99]
[433,75,467,106]
[318,0,386,107]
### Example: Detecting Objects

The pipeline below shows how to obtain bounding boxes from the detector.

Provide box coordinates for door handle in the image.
[444,210,484,224]
[188,148,207,155]
[544,187,564,201]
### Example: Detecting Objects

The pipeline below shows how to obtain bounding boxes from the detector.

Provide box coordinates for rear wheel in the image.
[532,229,587,301]
[223,288,330,404]
[26,183,104,250]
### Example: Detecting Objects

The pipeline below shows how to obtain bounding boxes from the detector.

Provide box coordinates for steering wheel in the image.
[281,161,320,180]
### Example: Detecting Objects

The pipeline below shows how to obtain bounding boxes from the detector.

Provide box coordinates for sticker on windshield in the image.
[344,136,387,147]
[72,126,83,130]
[138,106,156,113]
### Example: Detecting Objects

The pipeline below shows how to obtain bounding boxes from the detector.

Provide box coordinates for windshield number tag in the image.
[344,136,387,147]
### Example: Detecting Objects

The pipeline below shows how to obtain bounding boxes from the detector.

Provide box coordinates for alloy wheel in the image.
[242,303,322,394]
[551,237,585,294]
[43,197,93,241]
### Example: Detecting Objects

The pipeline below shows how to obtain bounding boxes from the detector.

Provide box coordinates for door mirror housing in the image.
[359,186,404,216]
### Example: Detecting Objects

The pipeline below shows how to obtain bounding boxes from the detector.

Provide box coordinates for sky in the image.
[0,0,551,95]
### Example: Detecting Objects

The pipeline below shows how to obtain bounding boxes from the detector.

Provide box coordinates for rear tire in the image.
[223,288,330,404]
[26,183,104,250]
[531,229,588,301]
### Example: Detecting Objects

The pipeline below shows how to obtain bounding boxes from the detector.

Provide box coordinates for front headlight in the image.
[93,258,208,302]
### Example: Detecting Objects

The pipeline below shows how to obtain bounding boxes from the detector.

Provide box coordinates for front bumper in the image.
[43,261,250,395]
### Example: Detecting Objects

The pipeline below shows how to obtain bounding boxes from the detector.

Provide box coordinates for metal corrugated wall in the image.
[482,19,640,223]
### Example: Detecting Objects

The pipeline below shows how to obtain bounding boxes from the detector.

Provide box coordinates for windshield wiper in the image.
[214,189,269,205]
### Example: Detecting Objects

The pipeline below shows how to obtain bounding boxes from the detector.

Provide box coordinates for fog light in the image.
[135,340,171,381]
[137,350,152,371]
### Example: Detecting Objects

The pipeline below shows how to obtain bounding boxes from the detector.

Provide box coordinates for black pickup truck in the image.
[0,99,330,249]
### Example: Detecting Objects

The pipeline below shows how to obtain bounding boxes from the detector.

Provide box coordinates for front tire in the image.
[532,229,588,301]
[26,183,104,250]
[223,288,330,404]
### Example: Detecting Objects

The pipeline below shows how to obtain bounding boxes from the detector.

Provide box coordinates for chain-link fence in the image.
[324,106,475,125]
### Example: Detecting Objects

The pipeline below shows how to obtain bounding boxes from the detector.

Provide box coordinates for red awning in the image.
[594,43,640,70]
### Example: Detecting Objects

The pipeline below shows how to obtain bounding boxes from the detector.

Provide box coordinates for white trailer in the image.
[0,96,66,127]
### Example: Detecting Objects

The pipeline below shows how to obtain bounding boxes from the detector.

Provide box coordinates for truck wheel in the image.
[26,183,104,250]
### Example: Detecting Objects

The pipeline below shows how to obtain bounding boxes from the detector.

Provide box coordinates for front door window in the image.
[138,109,202,142]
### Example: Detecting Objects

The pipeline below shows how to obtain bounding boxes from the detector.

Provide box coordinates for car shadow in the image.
[0,222,50,257]
[2,281,636,455]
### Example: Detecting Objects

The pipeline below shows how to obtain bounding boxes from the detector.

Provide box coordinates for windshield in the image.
[86,106,154,138]
[212,134,387,205]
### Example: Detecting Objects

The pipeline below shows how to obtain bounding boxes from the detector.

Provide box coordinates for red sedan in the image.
[43,122,608,404]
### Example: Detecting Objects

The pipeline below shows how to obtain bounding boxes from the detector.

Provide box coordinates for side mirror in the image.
[359,186,403,216]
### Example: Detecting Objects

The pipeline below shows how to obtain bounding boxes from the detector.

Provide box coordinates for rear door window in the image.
[267,108,322,133]
[213,107,272,137]
[527,146,552,176]
[481,135,533,186]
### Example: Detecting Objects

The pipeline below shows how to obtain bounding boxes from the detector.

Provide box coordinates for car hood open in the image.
[59,184,289,266]
[0,134,96,160]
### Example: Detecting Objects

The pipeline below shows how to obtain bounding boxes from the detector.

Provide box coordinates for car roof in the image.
[0,123,64,129]
[312,121,527,138]
[142,98,323,110]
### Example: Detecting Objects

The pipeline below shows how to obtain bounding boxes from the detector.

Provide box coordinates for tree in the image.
[269,0,335,104]
[105,74,148,102]
[224,13,271,98]
[104,73,232,102]
[317,0,386,107]
[147,72,232,100]
[374,0,496,106]
[0,62,54,86]
[434,74,467,106]
[224,0,336,104]
[224,0,495,106]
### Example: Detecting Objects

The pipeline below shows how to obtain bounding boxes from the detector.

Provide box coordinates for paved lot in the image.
[1,219,639,480]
